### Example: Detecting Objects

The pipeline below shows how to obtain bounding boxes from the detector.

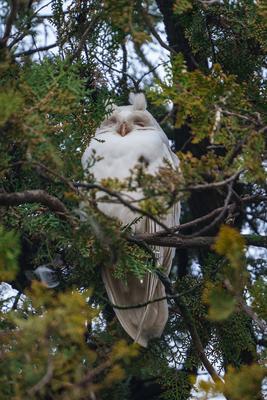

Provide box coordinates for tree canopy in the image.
[0,1,266,399]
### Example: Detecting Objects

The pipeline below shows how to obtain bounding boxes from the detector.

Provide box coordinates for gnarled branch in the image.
[0,190,70,221]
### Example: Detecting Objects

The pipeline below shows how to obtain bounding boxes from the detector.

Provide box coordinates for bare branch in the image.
[185,170,243,191]
[69,15,99,62]
[77,360,112,388]
[187,180,234,238]
[14,42,58,57]
[11,291,22,310]
[133,234,214,248]
[142,193,267,237]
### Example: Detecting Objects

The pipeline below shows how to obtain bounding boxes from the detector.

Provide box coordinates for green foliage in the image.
[0,282,138,399]
[0,226,20,281]
[250,277,267,320]
[198,364,266,400]
[173,0,193,15]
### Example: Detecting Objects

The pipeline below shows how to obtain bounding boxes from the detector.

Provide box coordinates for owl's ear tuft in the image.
[129,93,147,111]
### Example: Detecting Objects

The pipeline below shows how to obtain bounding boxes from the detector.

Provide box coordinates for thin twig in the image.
[185,170,243,191]
[28,358,54,395]
[69,15,99,62]
[77,360,112,387]
[76,182,172,232]
[155,271,222,382]
[188,180,235,238]
[14,42,58,57]
[224,279,267,334]
[33,161,77,192]
[146,193,267,237]
[11,291,22,310]
[111,283,201,310]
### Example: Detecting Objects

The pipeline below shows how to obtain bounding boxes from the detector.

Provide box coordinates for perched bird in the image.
[82,93,180,347]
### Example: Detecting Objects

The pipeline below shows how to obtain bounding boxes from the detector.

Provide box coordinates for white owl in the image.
[82,93,180,347]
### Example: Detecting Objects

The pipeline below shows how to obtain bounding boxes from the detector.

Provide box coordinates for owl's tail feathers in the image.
[101,268,169,347]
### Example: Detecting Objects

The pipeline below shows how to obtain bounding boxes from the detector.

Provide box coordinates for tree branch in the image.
[28,357,54,396]
[141,7,176,55]
[187,180,235,238]
[224,279,267,334]
[0,190,71,222]
[133,233,267,249]
[76,182,172,232]
[111,283,201,310]
[14,42,58,57]
[139,193,267,237]
[0,0,18,48]
[155,271,222,382]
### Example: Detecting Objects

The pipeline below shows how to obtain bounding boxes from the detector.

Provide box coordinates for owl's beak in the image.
[118,122,130,137]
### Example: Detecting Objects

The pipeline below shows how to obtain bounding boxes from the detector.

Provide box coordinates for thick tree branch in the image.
[133,233,267,249]
[155,0,200,70]
[141,8,176,55]
[0,190,70,221]
[0,0,18,48]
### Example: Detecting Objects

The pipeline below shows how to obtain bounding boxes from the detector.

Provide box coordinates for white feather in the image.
[128,92,147,110]
[34,266,59,288]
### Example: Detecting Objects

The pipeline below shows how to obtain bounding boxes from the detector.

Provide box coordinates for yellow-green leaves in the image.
[203,283,236,321]
[213,225,247,293]
[198,364,266,400]
[0,226,20,281]
[111,339,139,362]
[0,283,138,399]
[203,227,247,322]
[149,53,266,189]
[173,0,193,15]
[0,91,23,127]
[213,225,246,270]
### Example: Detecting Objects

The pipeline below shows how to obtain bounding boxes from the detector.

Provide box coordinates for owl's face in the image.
[95,93,157,138]
[99,108,153,137]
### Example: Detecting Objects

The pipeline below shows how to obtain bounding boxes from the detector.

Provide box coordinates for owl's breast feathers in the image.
[82,129,173,181]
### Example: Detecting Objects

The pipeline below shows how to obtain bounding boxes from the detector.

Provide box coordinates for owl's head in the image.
[97,93,155,137]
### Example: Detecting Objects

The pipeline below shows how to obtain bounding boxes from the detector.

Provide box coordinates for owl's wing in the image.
[102,199,179,347]
[102,145,180,347]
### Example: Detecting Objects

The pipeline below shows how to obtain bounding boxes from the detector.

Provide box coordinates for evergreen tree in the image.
[0,1,266,399]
